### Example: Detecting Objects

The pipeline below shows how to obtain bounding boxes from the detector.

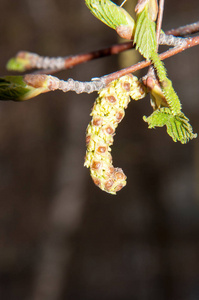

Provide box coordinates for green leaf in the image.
[143,107,197,144]
[134,3,157,59]
[150,51,182,115]
[134,3,182,115]
[85,0,135,38]
[0,76,49,101]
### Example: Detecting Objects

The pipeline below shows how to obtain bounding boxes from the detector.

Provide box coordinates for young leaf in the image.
[150,51,182,115]
[134,2,182,115]
[135,0,158,22]
[134,3,157,59]
[143,107,197,144]
[0,76,49,101]
[85,0,135,39]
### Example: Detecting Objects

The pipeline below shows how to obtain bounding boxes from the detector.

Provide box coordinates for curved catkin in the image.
[84,74,146,195]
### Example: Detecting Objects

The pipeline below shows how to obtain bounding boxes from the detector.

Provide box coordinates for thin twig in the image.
[159,33,186,47]
[24,74,106,94]
[16,42,134,72]
[120,0,128,7]
[156,0,164,48]
[166,21,199,36]
[12,21,198,74]
[103,35,199,85]
[24,35,199,94]
[17,33,184,74]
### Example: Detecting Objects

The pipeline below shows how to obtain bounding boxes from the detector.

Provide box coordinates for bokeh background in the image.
[0,0,199,299]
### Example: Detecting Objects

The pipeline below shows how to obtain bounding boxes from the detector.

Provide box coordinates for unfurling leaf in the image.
[148,0,158,21]
[85,0,135,39]
[0,76,49,101]
[135,0,158,21]
[151,52,182,115]
[143,107,197,144]
[134,3,157,59]
[134,0,182,116]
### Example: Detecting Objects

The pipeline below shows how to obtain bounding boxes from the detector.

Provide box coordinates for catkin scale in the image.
[84,74,146,194]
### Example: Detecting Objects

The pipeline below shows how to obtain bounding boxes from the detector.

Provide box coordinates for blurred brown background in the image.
[0,0,199,299]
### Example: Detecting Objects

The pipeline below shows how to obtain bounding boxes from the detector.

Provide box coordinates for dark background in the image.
[0,0,199,299]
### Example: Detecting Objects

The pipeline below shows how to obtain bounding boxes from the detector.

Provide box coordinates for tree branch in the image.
[24,35,199,94]
[166,21,199,36]
[8,21,199,74]
[102,35,199,85]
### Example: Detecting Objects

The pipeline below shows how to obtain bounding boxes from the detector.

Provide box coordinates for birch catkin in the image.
[84,74,146,194]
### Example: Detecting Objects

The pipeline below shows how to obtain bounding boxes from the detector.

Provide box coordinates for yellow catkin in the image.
[84,74,146,194]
